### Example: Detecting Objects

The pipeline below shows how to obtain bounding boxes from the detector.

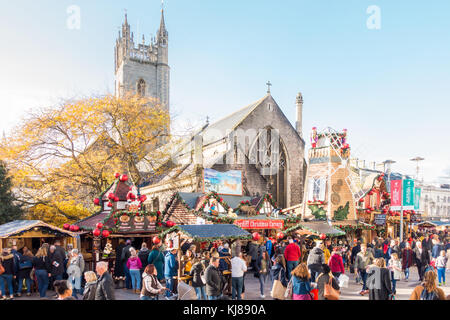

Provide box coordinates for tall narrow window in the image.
[137,79,146,97]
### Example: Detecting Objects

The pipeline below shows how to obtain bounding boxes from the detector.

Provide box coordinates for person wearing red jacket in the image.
[328,247,345,279]
[284,237,301,280]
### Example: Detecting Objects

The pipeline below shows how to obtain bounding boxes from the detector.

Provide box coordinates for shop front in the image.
[74,173,164,272]
[161,224,251,299]
[0,220,77,254]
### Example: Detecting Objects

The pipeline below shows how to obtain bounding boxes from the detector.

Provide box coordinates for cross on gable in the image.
[266,81,272,93]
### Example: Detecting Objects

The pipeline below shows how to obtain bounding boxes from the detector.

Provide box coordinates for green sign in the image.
[402,179,415,210]
[414,187,421,210]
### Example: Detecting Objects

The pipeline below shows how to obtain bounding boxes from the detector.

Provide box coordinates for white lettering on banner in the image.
[234,219,284,229]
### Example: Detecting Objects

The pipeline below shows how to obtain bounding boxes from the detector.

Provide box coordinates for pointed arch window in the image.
[137,79,146,97]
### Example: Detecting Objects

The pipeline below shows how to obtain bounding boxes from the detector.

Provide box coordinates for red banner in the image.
[390,180,402,210]
[234,219,284,229]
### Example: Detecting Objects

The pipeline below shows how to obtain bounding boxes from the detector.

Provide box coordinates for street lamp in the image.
[410,157,425,182]
[383,159,396,189]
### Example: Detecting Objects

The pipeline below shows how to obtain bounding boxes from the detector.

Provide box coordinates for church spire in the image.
[157,1,168,44]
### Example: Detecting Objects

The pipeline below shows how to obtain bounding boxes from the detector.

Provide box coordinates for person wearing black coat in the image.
[95,262,115,300]
[113,240,126,281]
[16,251,34,296]
[82,281,97,300]
[204,257,224,299]
[316,264,340,300]
[272,255,288,288]
[121,240,132,289]
[32,248,51,298]
[422,235,433,253]
[367,259,392,300]
[138,243,150,274]
[48,245,65,290]
[413,242,430,281]
[189,259,207,300]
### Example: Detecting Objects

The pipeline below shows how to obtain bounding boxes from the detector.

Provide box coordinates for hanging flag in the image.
[390,180,402,210]
[402,179,415,210]
[414,187,421,211]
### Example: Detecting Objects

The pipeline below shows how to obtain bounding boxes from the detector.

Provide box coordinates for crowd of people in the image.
[0,241,116,300]
[0,229,448,301]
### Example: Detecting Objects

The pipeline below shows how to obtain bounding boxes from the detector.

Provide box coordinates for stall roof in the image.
[177,192,256,210]
[0,220,77,238]
[285,221,345,237]
[74,211,115,230]
[171,224,251,241]
[414,221,449,227]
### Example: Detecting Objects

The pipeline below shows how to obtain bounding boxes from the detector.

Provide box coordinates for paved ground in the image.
[8,267,449,300]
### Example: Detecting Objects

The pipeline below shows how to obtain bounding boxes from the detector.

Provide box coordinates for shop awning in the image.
[162,224,251,242]
[413,221,449,228]
[0,220,77,238]
[285,221,345,237]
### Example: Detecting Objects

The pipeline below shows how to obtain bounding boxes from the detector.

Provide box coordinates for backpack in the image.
[419,287,439,300]
[19,256,33,270]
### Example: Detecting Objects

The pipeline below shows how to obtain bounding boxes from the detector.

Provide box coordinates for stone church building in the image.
[114,10,307,212]
[114,10,169,111]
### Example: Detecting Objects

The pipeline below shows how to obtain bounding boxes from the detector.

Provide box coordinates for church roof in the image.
[139,94,271,187]
[199,94,270,146]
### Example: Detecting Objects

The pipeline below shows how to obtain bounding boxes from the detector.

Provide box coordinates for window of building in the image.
[308,177,326,202]
[137,79,146,97]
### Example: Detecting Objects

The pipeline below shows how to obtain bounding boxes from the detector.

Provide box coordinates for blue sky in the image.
[0,0,449,183]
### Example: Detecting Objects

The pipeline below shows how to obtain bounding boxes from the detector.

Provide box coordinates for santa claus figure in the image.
[310,127,318,148]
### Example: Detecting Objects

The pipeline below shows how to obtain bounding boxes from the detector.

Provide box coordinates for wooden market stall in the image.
[74,173,163,272]
[161,224,251,299]
[0,220,77,253]
[161,191,302,242]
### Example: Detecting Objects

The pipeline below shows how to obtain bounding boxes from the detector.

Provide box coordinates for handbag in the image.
[324,275,340,300]
[270,270,286,300]
[0,261,4,275]
[284,277,293,300]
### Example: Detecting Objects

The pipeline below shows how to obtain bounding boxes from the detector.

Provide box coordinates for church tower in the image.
[114,9,170,113]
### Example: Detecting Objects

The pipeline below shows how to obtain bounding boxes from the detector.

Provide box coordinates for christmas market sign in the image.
[116,202,157,233]
[374,214,387,226]
[234,219,284,230]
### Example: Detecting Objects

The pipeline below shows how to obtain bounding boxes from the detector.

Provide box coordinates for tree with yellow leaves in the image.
[0,94,173,225]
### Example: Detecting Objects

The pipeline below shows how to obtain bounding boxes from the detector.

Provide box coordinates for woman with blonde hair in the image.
[82,271,97,300]
[388,253,402,294]
[367,257,392,300]
[291,262,313,300]
[410,270,446,300]
[32,246,50,299]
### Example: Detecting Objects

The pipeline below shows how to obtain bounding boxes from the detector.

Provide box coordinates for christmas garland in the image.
[237,200,252,210]
[284,223,345,237]
[255,194,277,214]
[157,225,251,243]
[335,223,376,232]
[317,132,345,140]
[198,191,231,212]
